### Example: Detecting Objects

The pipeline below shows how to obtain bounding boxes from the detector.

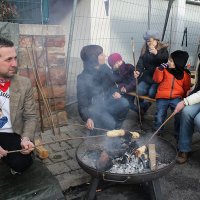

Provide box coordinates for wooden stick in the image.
[148,144,156,171]
[128,92,156,102]
[131,38,143,130]
[128,112,175,160]
[7,134,107,154]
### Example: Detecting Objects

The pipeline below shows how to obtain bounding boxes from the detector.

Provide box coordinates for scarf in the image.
[0,81,11,92]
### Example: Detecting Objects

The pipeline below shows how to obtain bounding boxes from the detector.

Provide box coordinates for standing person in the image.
[77,45,129,134]
[134,30,169,114]
[153,50,191,137]
[107,52,137,112]
[174,53,200,164]
[0,37,37,174]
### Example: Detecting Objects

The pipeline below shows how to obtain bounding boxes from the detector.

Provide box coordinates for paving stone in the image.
[56,170,90,191]
[47,162,70,175]
[65,159,80,171]
[49,151,70,163]
[66,148,76,160]
[49,142,71,152]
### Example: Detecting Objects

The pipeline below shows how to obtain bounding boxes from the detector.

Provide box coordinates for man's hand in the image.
[134,71,140,79]
[174,100,185,114]
[112,92,121,99]
[20,137,34,154]
[0,146,7,159]
[86,118,94,130]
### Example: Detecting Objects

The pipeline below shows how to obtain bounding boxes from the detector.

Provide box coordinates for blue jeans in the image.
[137,81,158,98]
[154,98,181,135]
[178,103,200,152]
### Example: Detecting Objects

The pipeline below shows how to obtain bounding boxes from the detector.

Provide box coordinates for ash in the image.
[108,152,148,174]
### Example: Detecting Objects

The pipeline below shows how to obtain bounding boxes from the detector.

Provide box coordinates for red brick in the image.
[45,36,65,47]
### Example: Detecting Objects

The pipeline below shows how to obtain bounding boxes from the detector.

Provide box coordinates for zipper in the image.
[169,77,175,98]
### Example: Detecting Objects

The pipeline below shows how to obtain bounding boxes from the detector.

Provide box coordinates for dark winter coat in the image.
[137,42,169,84]
[112,62,136,93]
[77,64,118,122]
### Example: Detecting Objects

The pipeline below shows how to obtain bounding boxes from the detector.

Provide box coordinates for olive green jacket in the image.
[10,75,37,141]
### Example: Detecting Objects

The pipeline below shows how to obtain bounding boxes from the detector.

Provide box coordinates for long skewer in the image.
[131,38,143,130]
[128,111,175,160]
[6,123,140,154]
[7,134,107,154]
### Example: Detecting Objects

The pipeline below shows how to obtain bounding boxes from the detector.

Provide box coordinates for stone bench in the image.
[0,159,65,200]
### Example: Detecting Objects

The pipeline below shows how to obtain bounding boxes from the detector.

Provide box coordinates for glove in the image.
[158,63,168,71]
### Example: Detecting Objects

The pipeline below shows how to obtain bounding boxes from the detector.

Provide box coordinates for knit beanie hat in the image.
[80,45,103,68]
[170,50,189,70]
[143,30,160,41]
[108,53,122,67]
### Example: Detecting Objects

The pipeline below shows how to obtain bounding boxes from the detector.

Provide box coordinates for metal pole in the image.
[148,0,151,30]
[162,0,174,41]
[65,0,78,101]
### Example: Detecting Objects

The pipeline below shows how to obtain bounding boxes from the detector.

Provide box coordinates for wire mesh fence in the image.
[1,0,49,24]
[66,0,200,105]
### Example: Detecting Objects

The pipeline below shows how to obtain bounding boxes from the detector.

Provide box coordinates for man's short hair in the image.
[0,37,14,48]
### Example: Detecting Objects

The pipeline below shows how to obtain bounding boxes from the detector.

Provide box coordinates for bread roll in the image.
[106,129,125,137]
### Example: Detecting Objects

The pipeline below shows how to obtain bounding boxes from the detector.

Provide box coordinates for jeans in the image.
[178,103,200,152]
[136,81,158,113]
[154,98,181,135]
[89,96,129,134]
[137,81,158,98]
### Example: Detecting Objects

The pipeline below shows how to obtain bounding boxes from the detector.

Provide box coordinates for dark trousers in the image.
[88,97,129,134]
[0,132,33,172]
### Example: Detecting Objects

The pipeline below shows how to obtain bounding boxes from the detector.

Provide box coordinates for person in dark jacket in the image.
[134,30,169,114]
[107,52,137,112]
[77,45,129,135]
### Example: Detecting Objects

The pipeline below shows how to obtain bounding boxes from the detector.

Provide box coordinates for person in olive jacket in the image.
[77,45,129,135]
[134,30,169,114]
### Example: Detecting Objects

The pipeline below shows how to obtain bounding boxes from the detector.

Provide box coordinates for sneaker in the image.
[176,152,188,164]
[10,168,21,175]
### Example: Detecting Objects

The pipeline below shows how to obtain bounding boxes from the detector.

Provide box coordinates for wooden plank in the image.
[34,138,49,159]
[148,144,156,171]
[128,92,156,102]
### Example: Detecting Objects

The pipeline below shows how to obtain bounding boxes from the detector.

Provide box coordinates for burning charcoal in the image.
[139,154,149,169]
[96,150,113,171]
[126,141,139,154]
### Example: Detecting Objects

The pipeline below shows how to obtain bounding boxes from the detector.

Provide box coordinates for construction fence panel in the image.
[66,0,200,105]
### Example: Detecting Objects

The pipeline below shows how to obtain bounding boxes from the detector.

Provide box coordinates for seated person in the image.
[153,50,191,137]
[0,37,37,174]
[134,30,169,114]
[77,45,129,134]
[107,52,137,112]
[175,53,200,164]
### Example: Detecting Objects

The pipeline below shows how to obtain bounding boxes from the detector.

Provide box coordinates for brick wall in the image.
[18,25,68,131]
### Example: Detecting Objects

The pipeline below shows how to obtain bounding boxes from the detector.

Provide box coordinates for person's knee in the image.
[181,106,192,118]
[8,154,33,172]
[194,113,200,131]
[121,98,129,109]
